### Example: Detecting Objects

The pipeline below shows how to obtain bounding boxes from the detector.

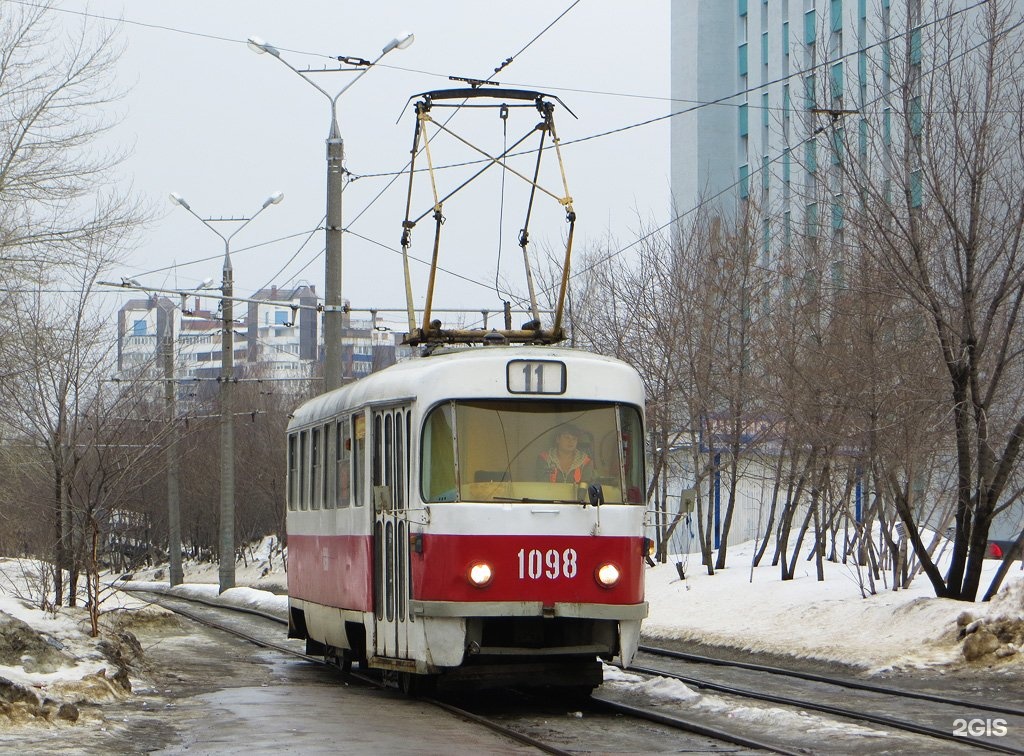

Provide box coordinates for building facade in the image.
[671,0,928,234]
[670,0,1023,545]
[116,286,408,393]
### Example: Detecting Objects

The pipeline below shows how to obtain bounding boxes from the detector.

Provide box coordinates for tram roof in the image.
[288,345,644,431]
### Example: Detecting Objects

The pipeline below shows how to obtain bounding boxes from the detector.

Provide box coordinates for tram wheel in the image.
[325,646,353,675]
[399,671,436,698]
[338,648,353,675]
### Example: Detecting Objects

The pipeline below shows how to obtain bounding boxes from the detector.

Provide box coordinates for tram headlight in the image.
[595,562,621,588]
[468,561,493,588]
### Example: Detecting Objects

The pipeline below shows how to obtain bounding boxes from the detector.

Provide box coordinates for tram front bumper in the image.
[409,600,648,620]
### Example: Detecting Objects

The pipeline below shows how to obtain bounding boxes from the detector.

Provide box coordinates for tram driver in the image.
[536,424,595,485]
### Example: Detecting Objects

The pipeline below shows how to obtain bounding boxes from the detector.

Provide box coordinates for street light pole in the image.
[248,32,414,392]
[169,190,284,593]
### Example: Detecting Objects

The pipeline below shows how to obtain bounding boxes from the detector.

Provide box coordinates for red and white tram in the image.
[285,345,648,693]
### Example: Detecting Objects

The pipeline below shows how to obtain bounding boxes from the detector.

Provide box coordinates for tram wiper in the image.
[492,496,580,504]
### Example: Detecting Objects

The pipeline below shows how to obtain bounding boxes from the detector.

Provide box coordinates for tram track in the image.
[631,643,1024,754]
[121,587,1024,754]
[120,588,814,753]
[125,590,578,754]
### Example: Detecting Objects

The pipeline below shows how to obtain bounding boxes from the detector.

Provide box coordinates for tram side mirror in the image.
[587,483,605,507]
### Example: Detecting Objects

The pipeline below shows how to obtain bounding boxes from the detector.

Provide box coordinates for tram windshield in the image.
[421,400,644,504]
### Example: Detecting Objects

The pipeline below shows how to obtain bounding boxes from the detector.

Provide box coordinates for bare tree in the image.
[840,0,1024,600]
[0,2,144,604]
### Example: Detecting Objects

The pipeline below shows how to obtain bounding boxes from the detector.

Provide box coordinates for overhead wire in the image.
[558,7,1022,340]
[443,0,1009,333]
[34,0,994,323]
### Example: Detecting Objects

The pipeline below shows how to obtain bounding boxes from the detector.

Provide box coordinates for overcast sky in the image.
[56,1,671,329]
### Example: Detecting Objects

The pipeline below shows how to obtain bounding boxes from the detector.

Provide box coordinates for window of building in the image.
[804,9,816,45]
[762,155,770,190]
[805,73,816,109]
[910,168,923,208]
[783,20,790,57]
[806,140,817,174]
[911,96,922,137]
[739,0,747,16]
[133,320,147,336]
[831,0,842,33]
[761,31,769,67]
[832,127,844,165]
[832,198,844,231]
[830,61,844,100]
[762,92,770,128]
[738,43,748,76]
[739,102,749,136]
[831,259,846,289]
[739,164,750,198]
[806,202,819,237]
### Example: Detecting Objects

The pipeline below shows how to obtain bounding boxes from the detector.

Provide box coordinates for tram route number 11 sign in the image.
[507,360,566,395]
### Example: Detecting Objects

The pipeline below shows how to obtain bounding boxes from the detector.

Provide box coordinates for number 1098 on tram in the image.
[285,345,649,694]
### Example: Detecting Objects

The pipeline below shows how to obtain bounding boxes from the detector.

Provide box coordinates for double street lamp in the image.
[247,31,414,392]
[169,190,284,593]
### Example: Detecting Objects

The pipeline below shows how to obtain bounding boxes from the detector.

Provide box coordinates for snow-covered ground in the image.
[645,540,1024,673]
[1,535,1022,737]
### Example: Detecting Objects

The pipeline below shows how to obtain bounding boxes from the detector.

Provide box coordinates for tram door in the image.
[371,406,412,661]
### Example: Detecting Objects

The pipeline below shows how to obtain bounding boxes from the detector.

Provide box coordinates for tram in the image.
[285,345,648,693]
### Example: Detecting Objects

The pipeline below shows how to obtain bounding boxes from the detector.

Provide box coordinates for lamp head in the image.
[169,192,190,210]
[247,36,281,57]
[263,191,285,208]
[382,31,414,55]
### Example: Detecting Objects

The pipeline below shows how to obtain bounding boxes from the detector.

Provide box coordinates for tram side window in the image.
[395,411,405,510]
[336,418,351,507]
[353,413,366,507]
[324,422,335,509]
[310,426,322,510]
[421,403,457,502]
[287,433,298,510]
[618,406,645,504]
[299,429,309,510]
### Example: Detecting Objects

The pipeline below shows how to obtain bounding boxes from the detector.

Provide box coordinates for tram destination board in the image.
[507,360,566,395]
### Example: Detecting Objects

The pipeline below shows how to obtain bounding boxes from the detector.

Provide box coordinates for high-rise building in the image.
[671,0,928,234]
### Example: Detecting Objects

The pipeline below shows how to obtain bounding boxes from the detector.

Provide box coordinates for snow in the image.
[642,539,1024,672]
[1,536,1021,736]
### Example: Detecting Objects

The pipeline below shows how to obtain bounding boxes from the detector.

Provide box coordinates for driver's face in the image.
[557,432,578,450]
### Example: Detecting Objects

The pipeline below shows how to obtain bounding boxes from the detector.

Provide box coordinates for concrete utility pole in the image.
[248,32,414,392]
[160,304,183,586]
[219,248,235,591]
[169,190,283,593]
